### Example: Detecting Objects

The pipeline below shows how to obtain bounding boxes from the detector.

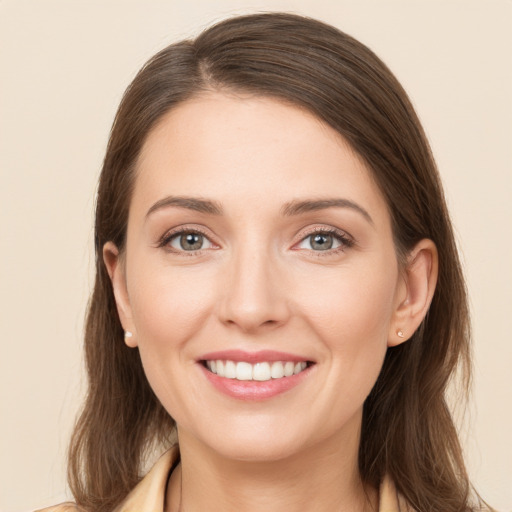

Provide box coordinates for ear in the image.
[388,239,438,347]
[103,241,137,348]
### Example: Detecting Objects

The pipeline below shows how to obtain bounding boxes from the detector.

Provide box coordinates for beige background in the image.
[1,1,511,510]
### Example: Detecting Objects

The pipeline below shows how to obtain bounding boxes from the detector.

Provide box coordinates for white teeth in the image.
[284,361,294,377]
[205,359,309,381]
[253,362,271,381]
[236,362,253,380]
[224,360,237,379]
[270,361,284,379]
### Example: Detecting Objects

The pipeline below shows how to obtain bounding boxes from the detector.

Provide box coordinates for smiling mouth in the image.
[202,360,312,382]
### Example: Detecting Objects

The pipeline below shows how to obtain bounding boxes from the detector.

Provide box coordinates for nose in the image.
[217,243,291,334]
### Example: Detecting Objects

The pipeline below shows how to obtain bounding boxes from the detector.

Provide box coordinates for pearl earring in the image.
[397,329,405,338]
[124,331,133,339]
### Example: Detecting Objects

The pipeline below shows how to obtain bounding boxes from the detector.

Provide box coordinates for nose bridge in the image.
[219,233,289,332]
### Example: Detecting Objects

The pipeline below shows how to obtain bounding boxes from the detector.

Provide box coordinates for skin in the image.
[104,92,438,511]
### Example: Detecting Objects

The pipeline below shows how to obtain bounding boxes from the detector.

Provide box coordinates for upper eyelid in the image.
[294,225,353,242]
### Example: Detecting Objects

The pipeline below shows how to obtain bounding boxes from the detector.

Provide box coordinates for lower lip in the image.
[199,363,313,401]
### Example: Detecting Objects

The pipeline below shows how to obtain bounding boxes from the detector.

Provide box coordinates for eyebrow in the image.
[281,198,374,225]
[145,195,373,225]
[146,196,223,218]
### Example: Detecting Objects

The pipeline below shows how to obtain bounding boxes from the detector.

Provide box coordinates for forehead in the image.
[132,92,390,224]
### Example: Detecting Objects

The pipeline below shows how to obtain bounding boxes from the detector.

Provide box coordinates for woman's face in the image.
[109,92,408,461]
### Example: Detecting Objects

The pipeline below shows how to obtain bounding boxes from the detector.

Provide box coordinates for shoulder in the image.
[34,504,79,512]
[380,475,417,512]
[113,446,180,510]
[35,447,180,512]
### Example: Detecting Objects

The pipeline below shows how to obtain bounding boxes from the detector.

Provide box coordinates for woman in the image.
[39,12,488,512]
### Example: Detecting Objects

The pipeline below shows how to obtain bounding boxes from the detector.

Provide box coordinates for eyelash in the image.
[295,227,354,257]
[157,226,354,256]
[158,227,213,256]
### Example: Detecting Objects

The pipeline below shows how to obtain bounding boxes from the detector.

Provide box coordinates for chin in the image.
[190,415,334,464]
[210,435,309,463]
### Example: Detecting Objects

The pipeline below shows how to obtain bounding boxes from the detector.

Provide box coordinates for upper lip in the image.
[199,349,314,364]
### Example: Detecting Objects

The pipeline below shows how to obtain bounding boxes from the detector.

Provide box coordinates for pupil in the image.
[181,233,203,250]
[311,234,333,250]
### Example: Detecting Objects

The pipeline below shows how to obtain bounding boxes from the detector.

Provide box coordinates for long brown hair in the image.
[69,12,480,511]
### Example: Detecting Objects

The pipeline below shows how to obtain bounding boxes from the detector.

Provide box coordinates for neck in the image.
[166,414,378,512]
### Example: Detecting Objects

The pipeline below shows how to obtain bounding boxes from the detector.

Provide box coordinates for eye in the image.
[296,229,353,252]
[166,230,214,252]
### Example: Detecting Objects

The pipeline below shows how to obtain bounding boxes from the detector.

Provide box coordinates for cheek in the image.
[298,263,397,346]
[127,261,216,352]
